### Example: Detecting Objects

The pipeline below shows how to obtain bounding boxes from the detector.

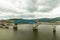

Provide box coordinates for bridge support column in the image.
[32,24,38,31]
[53,25,56,32]
[33,27,38,31]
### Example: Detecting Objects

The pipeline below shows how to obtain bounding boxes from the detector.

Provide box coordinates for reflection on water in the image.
[33,30,38,40]
[53,32,56,40]
[0,24,60,40]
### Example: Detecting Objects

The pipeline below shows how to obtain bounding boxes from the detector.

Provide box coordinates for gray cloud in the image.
[26,0,60,12]
[26,0,37,12]
[0,8,17,13]
[0,0,60,19]
[0,0,60,13]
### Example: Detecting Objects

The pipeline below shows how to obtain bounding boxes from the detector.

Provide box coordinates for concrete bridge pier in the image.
[33,27,38,31]
[32,24,38,31]
[53,25,56,33]
[53,27,56,32]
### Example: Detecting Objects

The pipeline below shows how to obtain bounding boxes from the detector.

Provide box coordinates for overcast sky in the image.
[0,0,60,20]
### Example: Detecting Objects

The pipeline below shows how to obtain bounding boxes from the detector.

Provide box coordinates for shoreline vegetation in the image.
[0,18,60,27]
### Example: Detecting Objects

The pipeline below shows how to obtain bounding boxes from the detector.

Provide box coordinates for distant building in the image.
[14,19,35,24]
[1,20,9,25]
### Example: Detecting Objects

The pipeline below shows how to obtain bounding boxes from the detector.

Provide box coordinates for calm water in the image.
[0,24,60,40]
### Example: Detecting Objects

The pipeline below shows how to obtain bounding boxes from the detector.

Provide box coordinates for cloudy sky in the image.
[0,0,60,20]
